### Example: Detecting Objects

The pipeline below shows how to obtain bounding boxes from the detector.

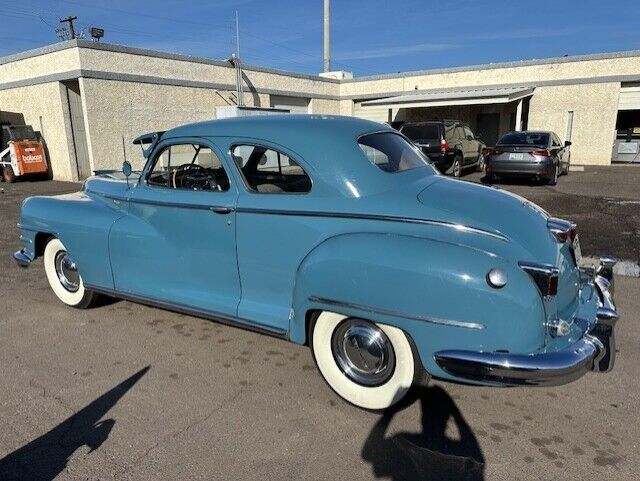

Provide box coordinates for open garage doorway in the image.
[613,83,640,163]
[355,86,532,147]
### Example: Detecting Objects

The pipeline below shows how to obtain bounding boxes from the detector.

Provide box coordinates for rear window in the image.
[358,132,429,173]
[498,132,550,147]
[401,124,440,142]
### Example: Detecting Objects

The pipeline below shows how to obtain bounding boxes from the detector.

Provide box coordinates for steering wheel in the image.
[172,163,212,190]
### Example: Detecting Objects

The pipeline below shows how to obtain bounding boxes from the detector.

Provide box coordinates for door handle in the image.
[210,206,234,214]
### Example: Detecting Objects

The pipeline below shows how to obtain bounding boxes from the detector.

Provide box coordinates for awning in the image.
[360,86,534,109]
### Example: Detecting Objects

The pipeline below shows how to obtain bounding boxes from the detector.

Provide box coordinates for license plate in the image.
[509,152,524,160]
[573,235,582,264]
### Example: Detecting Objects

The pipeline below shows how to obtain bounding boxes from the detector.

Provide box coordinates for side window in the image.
[147,143,230,191]
[231,145,311,194]
[552,134,562,147]
[464,126,474,139]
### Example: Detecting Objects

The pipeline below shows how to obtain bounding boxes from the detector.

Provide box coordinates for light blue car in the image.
[14,115,619,410]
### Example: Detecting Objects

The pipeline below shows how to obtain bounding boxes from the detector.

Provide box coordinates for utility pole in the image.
[323,0,331,72]
[60,16,78,39]
[234,11,244,106]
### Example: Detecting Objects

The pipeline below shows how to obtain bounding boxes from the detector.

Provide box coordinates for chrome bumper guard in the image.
[434,257,620,387]
[13,249,32,268]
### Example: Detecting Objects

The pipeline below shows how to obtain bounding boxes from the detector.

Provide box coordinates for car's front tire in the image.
[44,238,99,308]
[311,311,416,410]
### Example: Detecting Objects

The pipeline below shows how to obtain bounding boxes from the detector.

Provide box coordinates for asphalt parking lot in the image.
[0,167,638,481]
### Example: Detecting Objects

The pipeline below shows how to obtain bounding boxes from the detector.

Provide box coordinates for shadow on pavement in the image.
[0,366,150,481]
[362,385,485,481]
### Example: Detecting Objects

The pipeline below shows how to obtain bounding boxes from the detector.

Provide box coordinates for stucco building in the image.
[1,40,639,181]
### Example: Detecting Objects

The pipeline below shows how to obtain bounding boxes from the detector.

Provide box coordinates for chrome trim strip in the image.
[100,193,233,212]
[308,296,485,330]
[238,208,509,242]
[517,261,559,275]
[85,284,288,339]
[94,193,509,242]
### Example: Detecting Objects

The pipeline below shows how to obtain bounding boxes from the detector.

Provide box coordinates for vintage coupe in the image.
[14,115,619,410]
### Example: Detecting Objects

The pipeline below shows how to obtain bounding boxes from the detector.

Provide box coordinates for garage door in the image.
[619,84,640,110]
[270,95,310,114]
[353,100,390,123]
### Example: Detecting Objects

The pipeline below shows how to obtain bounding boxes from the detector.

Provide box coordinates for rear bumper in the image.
[485,158,553,176]
[434,257,619,386]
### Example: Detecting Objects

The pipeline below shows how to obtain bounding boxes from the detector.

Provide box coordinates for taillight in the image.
[547,217,577,242]
[440,138,448,153]
[532,149,550,157]
[519,261,559,297]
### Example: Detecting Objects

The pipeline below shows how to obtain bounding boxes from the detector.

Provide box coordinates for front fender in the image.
[290,233,545,380]
[19,191,125,289]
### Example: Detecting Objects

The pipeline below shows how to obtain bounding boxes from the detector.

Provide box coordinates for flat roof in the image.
[344,49,640,83]
[361,86,534,108]
[2,40,640,86]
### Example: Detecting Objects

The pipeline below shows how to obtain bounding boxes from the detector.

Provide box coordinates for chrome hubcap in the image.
[55,251,80,292]
[331,319,395,386]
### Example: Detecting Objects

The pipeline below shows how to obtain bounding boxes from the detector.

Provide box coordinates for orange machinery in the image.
[0,124,50,183]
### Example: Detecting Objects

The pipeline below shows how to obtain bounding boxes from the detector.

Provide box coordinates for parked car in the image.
[484,131,571,185]
[400,120,485,177]
[14,115,619,410]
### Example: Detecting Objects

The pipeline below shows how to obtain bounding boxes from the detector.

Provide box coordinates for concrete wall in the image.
[340,55,640,98]
[528,83,620,165]
[80,78,244,171]
[0,82,77,180]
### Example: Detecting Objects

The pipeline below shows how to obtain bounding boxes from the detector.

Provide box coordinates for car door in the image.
[463,125,477,165]
[551,133,564,171]
[109,137,241,316]
[225,139,316,331]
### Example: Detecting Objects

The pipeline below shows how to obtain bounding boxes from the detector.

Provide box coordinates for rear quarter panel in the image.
[290,232,546,380]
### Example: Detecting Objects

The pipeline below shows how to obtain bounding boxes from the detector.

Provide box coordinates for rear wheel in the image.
[546,165,558,186]
[44,238,99,308]
[310,311,416,410]
[450,154,463,178]
[2,166,16,183]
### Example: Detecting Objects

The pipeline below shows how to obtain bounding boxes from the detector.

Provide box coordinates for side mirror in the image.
[564,140,572,147]
[122,160,132,177]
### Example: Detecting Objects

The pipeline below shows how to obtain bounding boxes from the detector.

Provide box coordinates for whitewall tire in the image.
[311,311,416,410]
[44,238,98,308]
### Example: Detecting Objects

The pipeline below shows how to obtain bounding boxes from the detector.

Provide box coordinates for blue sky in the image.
[1,0,640,76]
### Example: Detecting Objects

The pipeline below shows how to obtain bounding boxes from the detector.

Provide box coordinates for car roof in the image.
[164,114,391,142]
[159,115,434,197]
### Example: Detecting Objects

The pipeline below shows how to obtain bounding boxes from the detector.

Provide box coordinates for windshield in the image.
[358,132,430,173]
[401,124,440,142]
[498,132,549,147]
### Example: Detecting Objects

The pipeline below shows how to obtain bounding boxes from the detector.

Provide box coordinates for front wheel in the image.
[44,238,99,308]
[311,311,416,410]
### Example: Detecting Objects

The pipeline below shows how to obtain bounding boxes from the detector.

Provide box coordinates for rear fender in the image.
[290,233,545,377]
